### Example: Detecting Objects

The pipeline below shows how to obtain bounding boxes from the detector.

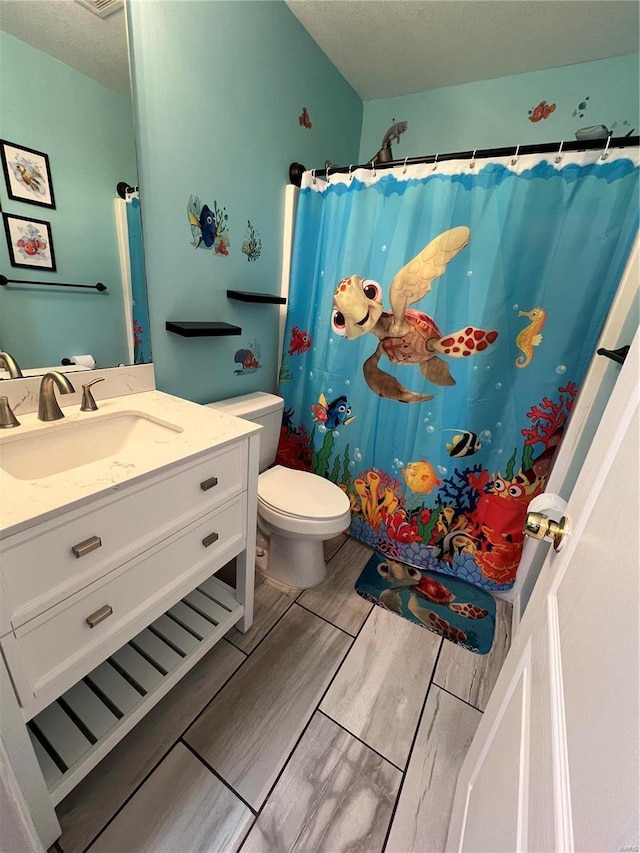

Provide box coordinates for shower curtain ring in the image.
[469,149,477,169]
[371,159,377,177]
[312,169,317,185]
[432,153,439,171]
[511,145,520,166]
[403,157,408,174]
[348,164,353,182]
[600,134,612,161]
[555,141,564,164]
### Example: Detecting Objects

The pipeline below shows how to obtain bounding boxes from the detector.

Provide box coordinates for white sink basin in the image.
[0,411,183,480]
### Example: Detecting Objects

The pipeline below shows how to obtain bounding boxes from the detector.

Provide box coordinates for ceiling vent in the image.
[75,0,124,18]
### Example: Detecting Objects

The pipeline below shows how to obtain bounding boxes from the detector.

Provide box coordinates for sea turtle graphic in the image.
[331,226,498,402]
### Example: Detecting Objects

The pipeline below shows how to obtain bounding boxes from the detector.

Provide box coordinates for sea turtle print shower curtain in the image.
[276,150,639,591]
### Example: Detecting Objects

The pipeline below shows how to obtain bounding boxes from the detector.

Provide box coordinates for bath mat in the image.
[355,551,496,654]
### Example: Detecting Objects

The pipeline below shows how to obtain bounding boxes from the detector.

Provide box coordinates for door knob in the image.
[523,511,570,551]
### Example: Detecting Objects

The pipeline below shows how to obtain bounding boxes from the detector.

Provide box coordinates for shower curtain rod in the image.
[290,135,639,186]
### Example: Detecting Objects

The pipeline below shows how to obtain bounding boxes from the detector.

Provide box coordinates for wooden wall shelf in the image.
[226,290,286,305]
[166,322,242,337]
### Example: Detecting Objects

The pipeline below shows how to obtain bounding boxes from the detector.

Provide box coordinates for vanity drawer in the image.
[3,494,245,713]
[1,441,246,628]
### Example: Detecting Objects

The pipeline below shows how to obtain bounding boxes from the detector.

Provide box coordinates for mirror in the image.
[0,0,151,374]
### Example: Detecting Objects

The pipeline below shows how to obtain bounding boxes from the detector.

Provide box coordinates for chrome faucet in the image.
[38,372,75,421]
[0,351,24,379]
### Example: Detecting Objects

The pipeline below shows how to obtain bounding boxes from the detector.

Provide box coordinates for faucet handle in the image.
[80,378,105,412]
[0,396,20,428]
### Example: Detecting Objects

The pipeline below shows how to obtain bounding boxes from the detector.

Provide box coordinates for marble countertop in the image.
[0,390,260,538]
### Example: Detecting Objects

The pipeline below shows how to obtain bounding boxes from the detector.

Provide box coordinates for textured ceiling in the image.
[1,1,637,102]
[285,0,640,101]
[0,0,130,97]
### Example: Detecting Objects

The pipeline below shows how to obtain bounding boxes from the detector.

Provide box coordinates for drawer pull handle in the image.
[86,605,112,628]
[72,536,102,558]
[202,531,219,548]
[200,476,218,492]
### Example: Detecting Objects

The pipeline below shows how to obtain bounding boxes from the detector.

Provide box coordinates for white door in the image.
[446,330,639,853]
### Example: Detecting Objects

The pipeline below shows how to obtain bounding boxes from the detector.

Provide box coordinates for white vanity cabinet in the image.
[0,392,260,848]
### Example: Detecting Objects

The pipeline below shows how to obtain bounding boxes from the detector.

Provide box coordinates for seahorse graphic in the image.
[515,307,547,368]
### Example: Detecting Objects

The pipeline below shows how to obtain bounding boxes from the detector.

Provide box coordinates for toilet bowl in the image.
[257,465,351,587]
[206,393,351,588]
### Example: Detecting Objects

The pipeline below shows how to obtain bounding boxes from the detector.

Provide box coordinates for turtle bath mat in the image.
[355,551,496,654]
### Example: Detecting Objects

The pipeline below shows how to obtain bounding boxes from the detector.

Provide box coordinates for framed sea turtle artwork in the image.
[0,140,56,209]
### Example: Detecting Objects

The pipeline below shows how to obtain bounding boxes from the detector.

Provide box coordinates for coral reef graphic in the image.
[276,380,580,591]
[241,220,262,262]
[521,382,577,474]
[278,359,293,383]
[212,200,230,255]
[275,408,313,472]
[133,318,144,363]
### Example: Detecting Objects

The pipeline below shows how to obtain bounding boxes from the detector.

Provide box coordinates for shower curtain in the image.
[277,149,639,591]
[125,193,151,364]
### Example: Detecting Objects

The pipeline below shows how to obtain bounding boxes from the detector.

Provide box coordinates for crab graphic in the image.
[377,559,489,632]
[331,226,498,402]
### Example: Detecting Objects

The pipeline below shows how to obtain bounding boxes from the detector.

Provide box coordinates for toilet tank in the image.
[206,392,284,472]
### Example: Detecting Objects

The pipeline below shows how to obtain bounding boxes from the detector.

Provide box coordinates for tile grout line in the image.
[79,640,252,852]
[235,604,378,852]
[432,681,486,714]
[317,709,405,774]
[179,738,258,816]
[77,538,360,852]
[81,595,303,850]
[295,598,371,638]
[223,592,300,655]
[324,534,351,563]
[381,638,444,853]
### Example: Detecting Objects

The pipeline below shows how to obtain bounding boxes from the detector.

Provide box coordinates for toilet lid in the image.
[258,465,350,520]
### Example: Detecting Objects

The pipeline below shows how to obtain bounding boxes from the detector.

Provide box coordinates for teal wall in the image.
[127,0,362,403]
[360,54,639,162]
[0,32,138,369]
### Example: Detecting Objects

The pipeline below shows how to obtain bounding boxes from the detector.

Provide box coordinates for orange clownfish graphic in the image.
[529,100,556,123]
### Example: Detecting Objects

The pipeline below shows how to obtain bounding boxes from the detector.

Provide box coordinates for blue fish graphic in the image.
[188,199,217,248]
[311,393,356,429]
[199,205,217,247]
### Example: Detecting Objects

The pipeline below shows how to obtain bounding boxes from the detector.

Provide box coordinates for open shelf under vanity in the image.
[26,573,242,806]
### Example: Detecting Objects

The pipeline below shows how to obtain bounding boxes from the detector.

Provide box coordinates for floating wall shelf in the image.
[227,290,286,305]
[166,322,242,337]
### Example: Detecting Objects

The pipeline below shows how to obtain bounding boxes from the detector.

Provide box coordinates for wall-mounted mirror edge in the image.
[0,0,152,376]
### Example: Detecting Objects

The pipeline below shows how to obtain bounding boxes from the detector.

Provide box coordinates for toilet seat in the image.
[258,465,350,520]
[257,465,351,537]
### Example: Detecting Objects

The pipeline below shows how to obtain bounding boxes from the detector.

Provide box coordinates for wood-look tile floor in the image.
[55,535,512,853]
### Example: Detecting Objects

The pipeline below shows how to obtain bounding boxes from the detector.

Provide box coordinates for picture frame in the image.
[0,140,56,209]
[3,212,57,271]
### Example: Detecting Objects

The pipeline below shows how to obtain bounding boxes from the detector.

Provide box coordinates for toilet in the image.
[206,392,351,588]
